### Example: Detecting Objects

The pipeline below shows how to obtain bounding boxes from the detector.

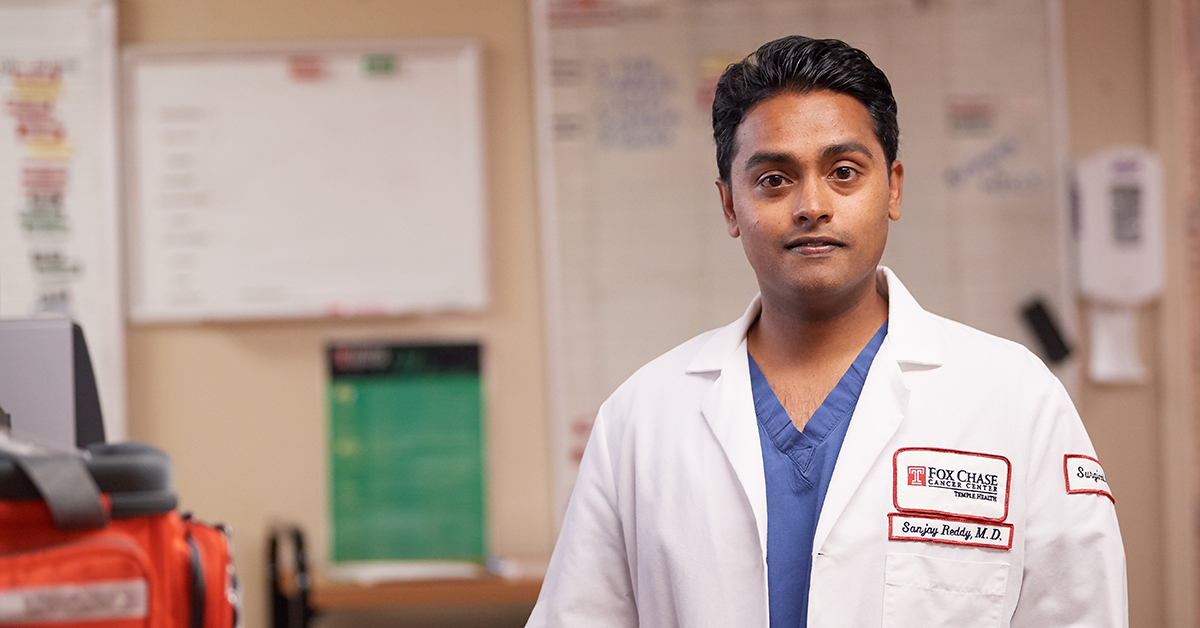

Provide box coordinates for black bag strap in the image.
[0,431,108,529]
[187,532,207,628]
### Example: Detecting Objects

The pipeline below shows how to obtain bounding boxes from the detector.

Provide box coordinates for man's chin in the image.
[791,270,859,297]
[767,268,880,307]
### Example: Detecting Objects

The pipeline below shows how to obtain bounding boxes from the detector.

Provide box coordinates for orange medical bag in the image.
[0,440,238,628]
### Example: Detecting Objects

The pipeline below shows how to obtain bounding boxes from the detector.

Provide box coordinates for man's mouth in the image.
[786,237,844,253]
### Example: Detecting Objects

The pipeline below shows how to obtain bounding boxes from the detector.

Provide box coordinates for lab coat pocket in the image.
[882,553,1008,628]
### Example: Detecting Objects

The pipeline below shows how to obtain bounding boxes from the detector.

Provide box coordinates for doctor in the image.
[527,36,1127,628]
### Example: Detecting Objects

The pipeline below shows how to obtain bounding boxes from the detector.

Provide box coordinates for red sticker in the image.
[289,55,325,82]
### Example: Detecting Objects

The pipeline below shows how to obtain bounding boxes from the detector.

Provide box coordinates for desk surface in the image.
[311,575,544,609]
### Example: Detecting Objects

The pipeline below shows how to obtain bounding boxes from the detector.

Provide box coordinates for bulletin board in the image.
[0,0,125,439]
[123,40,487,322]
[533,0,1076,518]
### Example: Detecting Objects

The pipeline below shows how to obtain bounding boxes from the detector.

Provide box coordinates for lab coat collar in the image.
[684,267,943,375]
[684,293,762,375]
[877,266,944,368]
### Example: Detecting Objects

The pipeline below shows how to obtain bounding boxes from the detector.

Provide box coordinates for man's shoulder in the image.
[884,268,1053,379]
[920,309,1060,386]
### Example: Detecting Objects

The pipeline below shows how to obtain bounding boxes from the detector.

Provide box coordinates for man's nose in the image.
[792,177,832,224]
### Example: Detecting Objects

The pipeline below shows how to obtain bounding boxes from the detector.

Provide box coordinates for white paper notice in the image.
[1087,303,1146,383]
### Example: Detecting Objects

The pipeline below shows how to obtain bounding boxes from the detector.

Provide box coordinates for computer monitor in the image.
[0,319,105,450]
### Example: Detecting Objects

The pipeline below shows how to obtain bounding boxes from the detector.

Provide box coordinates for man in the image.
[527,36,1126,627]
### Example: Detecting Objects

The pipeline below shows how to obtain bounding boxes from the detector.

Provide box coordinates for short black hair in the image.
[712,35,899,183]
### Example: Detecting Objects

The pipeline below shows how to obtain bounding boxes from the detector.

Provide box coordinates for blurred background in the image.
[0,0,1193,626]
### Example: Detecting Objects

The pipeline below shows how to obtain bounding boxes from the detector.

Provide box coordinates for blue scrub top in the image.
[750,322,887,628]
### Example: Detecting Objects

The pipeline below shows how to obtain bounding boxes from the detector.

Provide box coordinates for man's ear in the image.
[716,179,740,238]
[887,161,904,221]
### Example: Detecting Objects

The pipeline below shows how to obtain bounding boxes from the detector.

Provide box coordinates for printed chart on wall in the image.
[0,0,124,438]
[533,0,1074,518]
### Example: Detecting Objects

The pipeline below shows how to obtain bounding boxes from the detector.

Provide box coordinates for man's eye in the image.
[761,174,786,187]
[833,166,857,181]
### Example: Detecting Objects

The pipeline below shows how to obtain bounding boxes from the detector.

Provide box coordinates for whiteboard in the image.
[532,0,1076,519]
[124,40,487,322]
[0,0,125,440]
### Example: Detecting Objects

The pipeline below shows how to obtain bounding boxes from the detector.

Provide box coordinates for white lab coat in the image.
[527,267,1127,628]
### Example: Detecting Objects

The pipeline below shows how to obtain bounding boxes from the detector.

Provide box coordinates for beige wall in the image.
[1063,1,1163,626]
[118,1,552,626]
[1064,0,1195,626]
[118,1,1190,627]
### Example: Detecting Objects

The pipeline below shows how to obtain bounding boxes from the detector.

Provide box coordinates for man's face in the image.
[717,90,903,309]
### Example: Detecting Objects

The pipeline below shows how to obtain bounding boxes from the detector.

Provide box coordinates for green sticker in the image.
[362,53,397,77]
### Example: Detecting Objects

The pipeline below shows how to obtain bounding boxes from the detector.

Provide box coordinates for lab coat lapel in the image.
[812,340,909,552]
[812,268,942,553]
[689,297,768,559]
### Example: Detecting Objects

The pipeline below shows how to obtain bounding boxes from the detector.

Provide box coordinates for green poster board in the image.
[327,343,486,563]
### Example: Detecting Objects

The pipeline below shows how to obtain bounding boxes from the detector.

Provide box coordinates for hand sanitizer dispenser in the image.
[1075,146,1165,383]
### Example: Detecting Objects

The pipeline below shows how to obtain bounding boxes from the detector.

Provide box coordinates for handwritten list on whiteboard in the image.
[124,41,487,322]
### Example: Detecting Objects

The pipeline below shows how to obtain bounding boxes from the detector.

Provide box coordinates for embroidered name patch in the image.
[888,513,1014,550]
[1064,454,1114,502]
[893,447,1011,522]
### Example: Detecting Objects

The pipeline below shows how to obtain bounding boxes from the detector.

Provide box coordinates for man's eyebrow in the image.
[742,151,795,172]
[822,141,874,161]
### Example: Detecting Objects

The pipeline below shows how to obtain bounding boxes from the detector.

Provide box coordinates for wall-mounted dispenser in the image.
[1075,146,1164,383]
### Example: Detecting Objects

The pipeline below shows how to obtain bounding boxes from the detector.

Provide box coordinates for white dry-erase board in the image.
[124,40,487,322]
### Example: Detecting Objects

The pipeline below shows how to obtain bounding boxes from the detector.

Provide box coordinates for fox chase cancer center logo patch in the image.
[893,447,1011,522]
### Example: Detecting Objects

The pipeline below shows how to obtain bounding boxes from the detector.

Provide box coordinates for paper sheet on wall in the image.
[1087,304,1147,383]
[535,0,1075,517]
[0,0,124,439]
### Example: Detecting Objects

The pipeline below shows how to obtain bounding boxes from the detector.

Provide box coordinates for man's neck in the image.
[747,273,889,430]
[748,273,889,372]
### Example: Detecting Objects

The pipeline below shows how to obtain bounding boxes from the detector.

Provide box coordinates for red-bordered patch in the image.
[893,447,1012,523]
[1063,454,1115,503]
[887,512,1014,550]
